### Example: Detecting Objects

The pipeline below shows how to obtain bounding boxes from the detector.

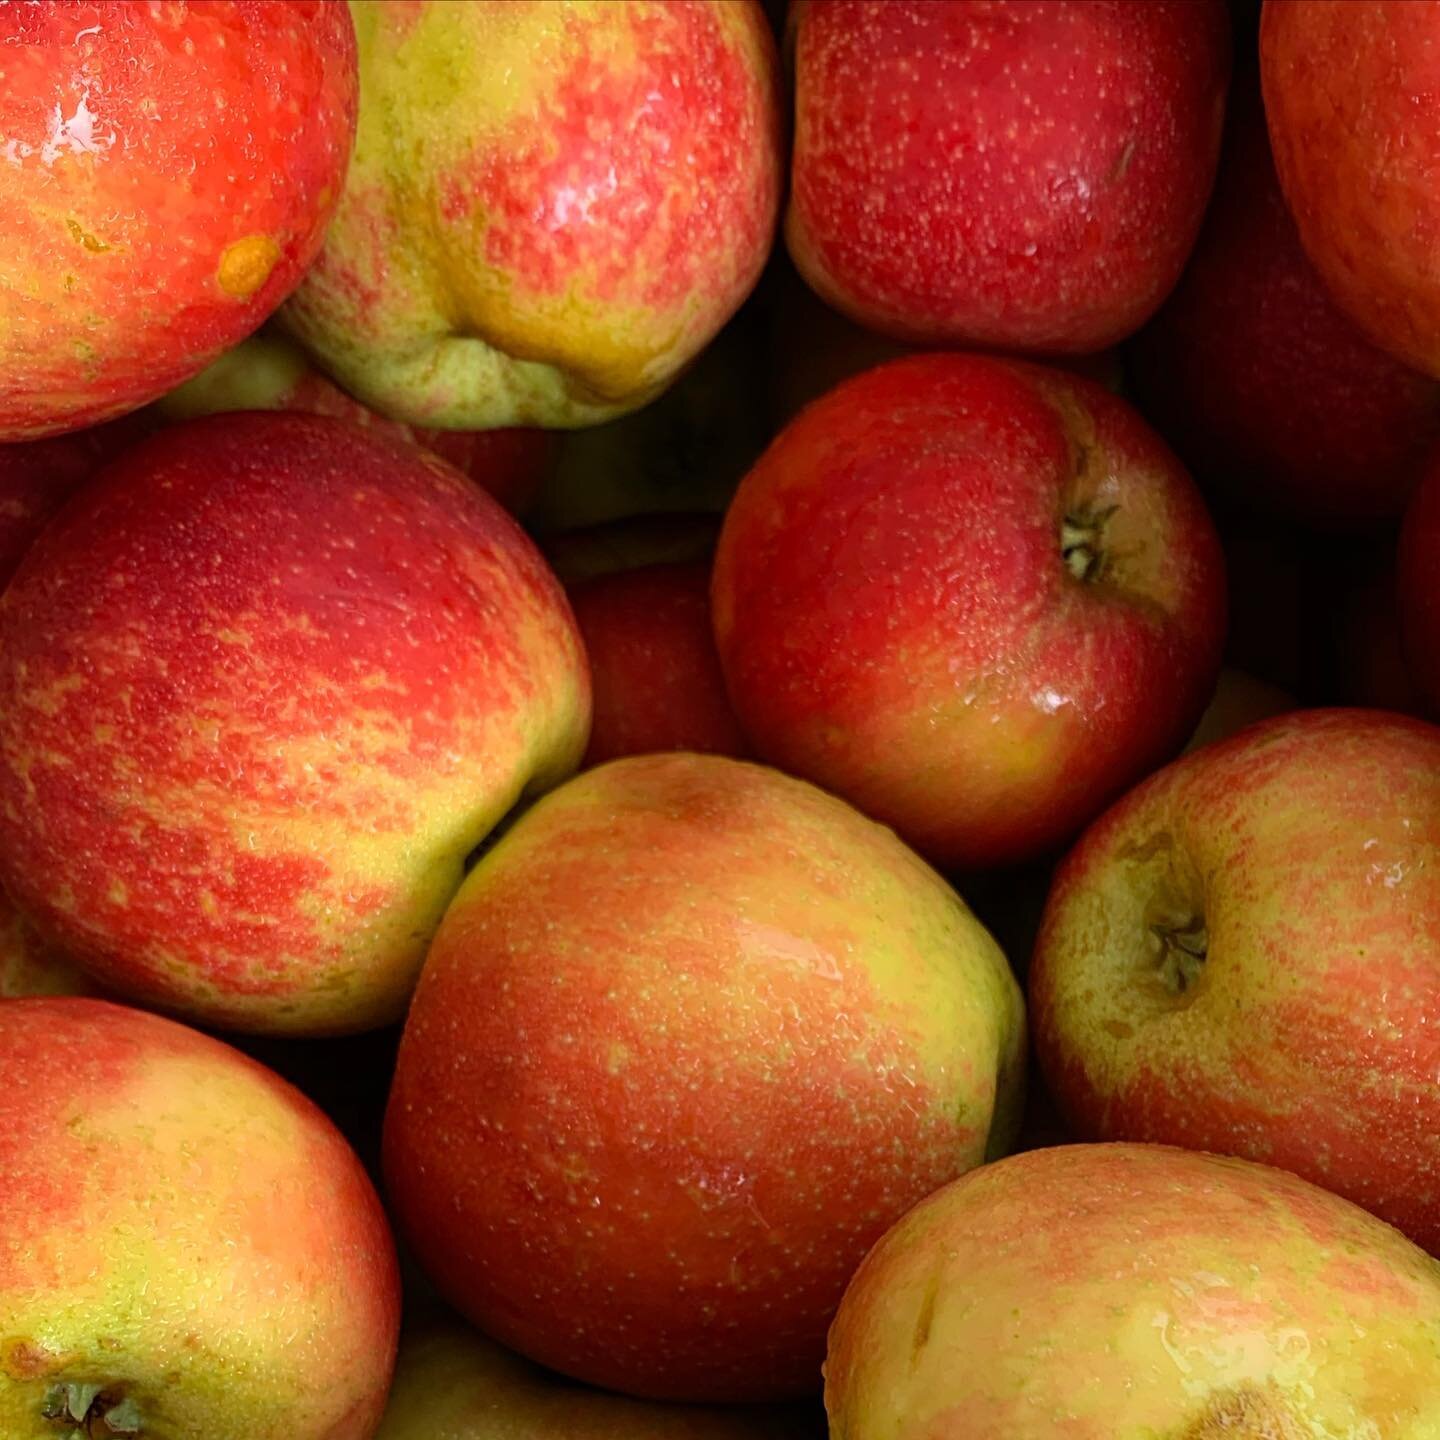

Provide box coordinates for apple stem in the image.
[1060,506,1118,583]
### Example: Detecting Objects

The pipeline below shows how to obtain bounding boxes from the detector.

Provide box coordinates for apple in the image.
[155,332,552,516]
[1400,462,1440,718]
[375,1319,823,1440]
[0,1,357,441]
[384,752,1025,1402]
[1030,708,1440,1252]
[1132,76,1440,526]
[1262,1,1440,378]
[542,515,721,586]
[785,0,1230,353]
[0,412,590,1036]
[712,354,1227,872]
[569,561,747,767]
[281,0,781,431]
[0,996,399,1440]
[1181,666,1294,754]
[0,887,91,999]
[825,1142,1440,1436]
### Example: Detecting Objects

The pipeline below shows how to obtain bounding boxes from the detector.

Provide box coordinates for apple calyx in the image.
[41,1382,142,1438]
[1060,505,1118,583]
[1149,914,1208,995]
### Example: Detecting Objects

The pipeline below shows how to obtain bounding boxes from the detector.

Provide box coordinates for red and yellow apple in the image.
[384,753,1025,1402]
[1263,1,1440,378]
[826,1143,1440,1436]
[155,332,552,516]
[0,412,590,1035]
[282,0,782,430]
[712,354,1227,872]
[786,0,1230,352]
[375,1320,823,1440]
[1031,709,1440,1252]
[1133,75,1440,526]
[0,1,357,440]
[569,561,747,767]
[0,997,400,1440]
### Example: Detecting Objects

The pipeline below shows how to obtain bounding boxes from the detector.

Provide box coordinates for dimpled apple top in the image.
[280,0,781,431]
[374,1321,822,1440]
[383,753,1025,1403]
[0,411,590,1035]
[1031,709,1440,1253]
[1263,2,1440,379]
[825,1143,1440,1438]
[712,353,1226,872]
[786,0,1230,353]
[0,1,357,441]
[0,997,400,1440]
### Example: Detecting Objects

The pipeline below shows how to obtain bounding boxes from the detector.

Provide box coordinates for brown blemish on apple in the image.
[217,235,281,300]
[2,1336,65,1379]
[909,1271,942,1366]
[64,218,111,254]
[1177,1385,1307,1439]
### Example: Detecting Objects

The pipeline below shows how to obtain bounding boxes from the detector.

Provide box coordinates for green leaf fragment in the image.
[104,1397,143,1434]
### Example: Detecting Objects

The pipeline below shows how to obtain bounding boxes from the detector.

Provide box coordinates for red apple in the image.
[375,1320,823,1440]
[1031,708,1440,1252]
[712,354,1227,872]
[1132,76,1440,526]
[156,332,552,516]
[0,997,399,1440]
[1401,462,1440,718]
[1263,2,1440,378]
[384,753,1025,1402]
[569,561,747,767]
[826,1143,1440,1435]
[0,1,357,440]
[786,0,1230,353]
[282,1,781,430]
[0,413,590,1035]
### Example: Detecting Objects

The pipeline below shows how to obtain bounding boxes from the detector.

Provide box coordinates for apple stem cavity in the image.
[1149,916,1208,995]
[1060,505,1118,583]
[41,1382,143,1437]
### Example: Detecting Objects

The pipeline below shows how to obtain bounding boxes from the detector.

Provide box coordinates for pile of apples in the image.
[5,1,1440,1436]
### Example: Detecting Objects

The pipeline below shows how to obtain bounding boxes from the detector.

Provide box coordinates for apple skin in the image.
[0,997,400,1440]
[570,562,748,767]
[1030,709,1440,1253]
[712,354,1227,872]
[374,1320,823,1440]
[0,1,357,441]
[785,0,1230,353]
[155,333,552,517]
[0,412,590,1036]
[281,0,781,431]
[1400,463,1440,717]
[1262,2,1440,378]
[383,753,1025,1402]
[1132,76,1440,527]
[825,1142,1440,1437]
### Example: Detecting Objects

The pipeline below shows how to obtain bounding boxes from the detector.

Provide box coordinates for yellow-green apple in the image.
[786,0,1230,353]
[569,561,747,767]
[1133,75,1440,527]
[1401,460,1440,717]
[0,996,400,1440]
[0,1,357,440]
[712,354,1227,872]
[0,412,590,1035]
[384,753,1025,1402]
[0,888,91,999]
[375,1320,823,1440]
[542,514,720,586]
[1181,667,1294,754]
[1030,709,1440,1251]
[281,0,782,430]
[155,332,552,516]
[825,1142,1440,1437]
[1263,2,1440,377]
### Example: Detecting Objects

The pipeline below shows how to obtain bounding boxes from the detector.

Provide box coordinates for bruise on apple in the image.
[1177,1384,1306,1440]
